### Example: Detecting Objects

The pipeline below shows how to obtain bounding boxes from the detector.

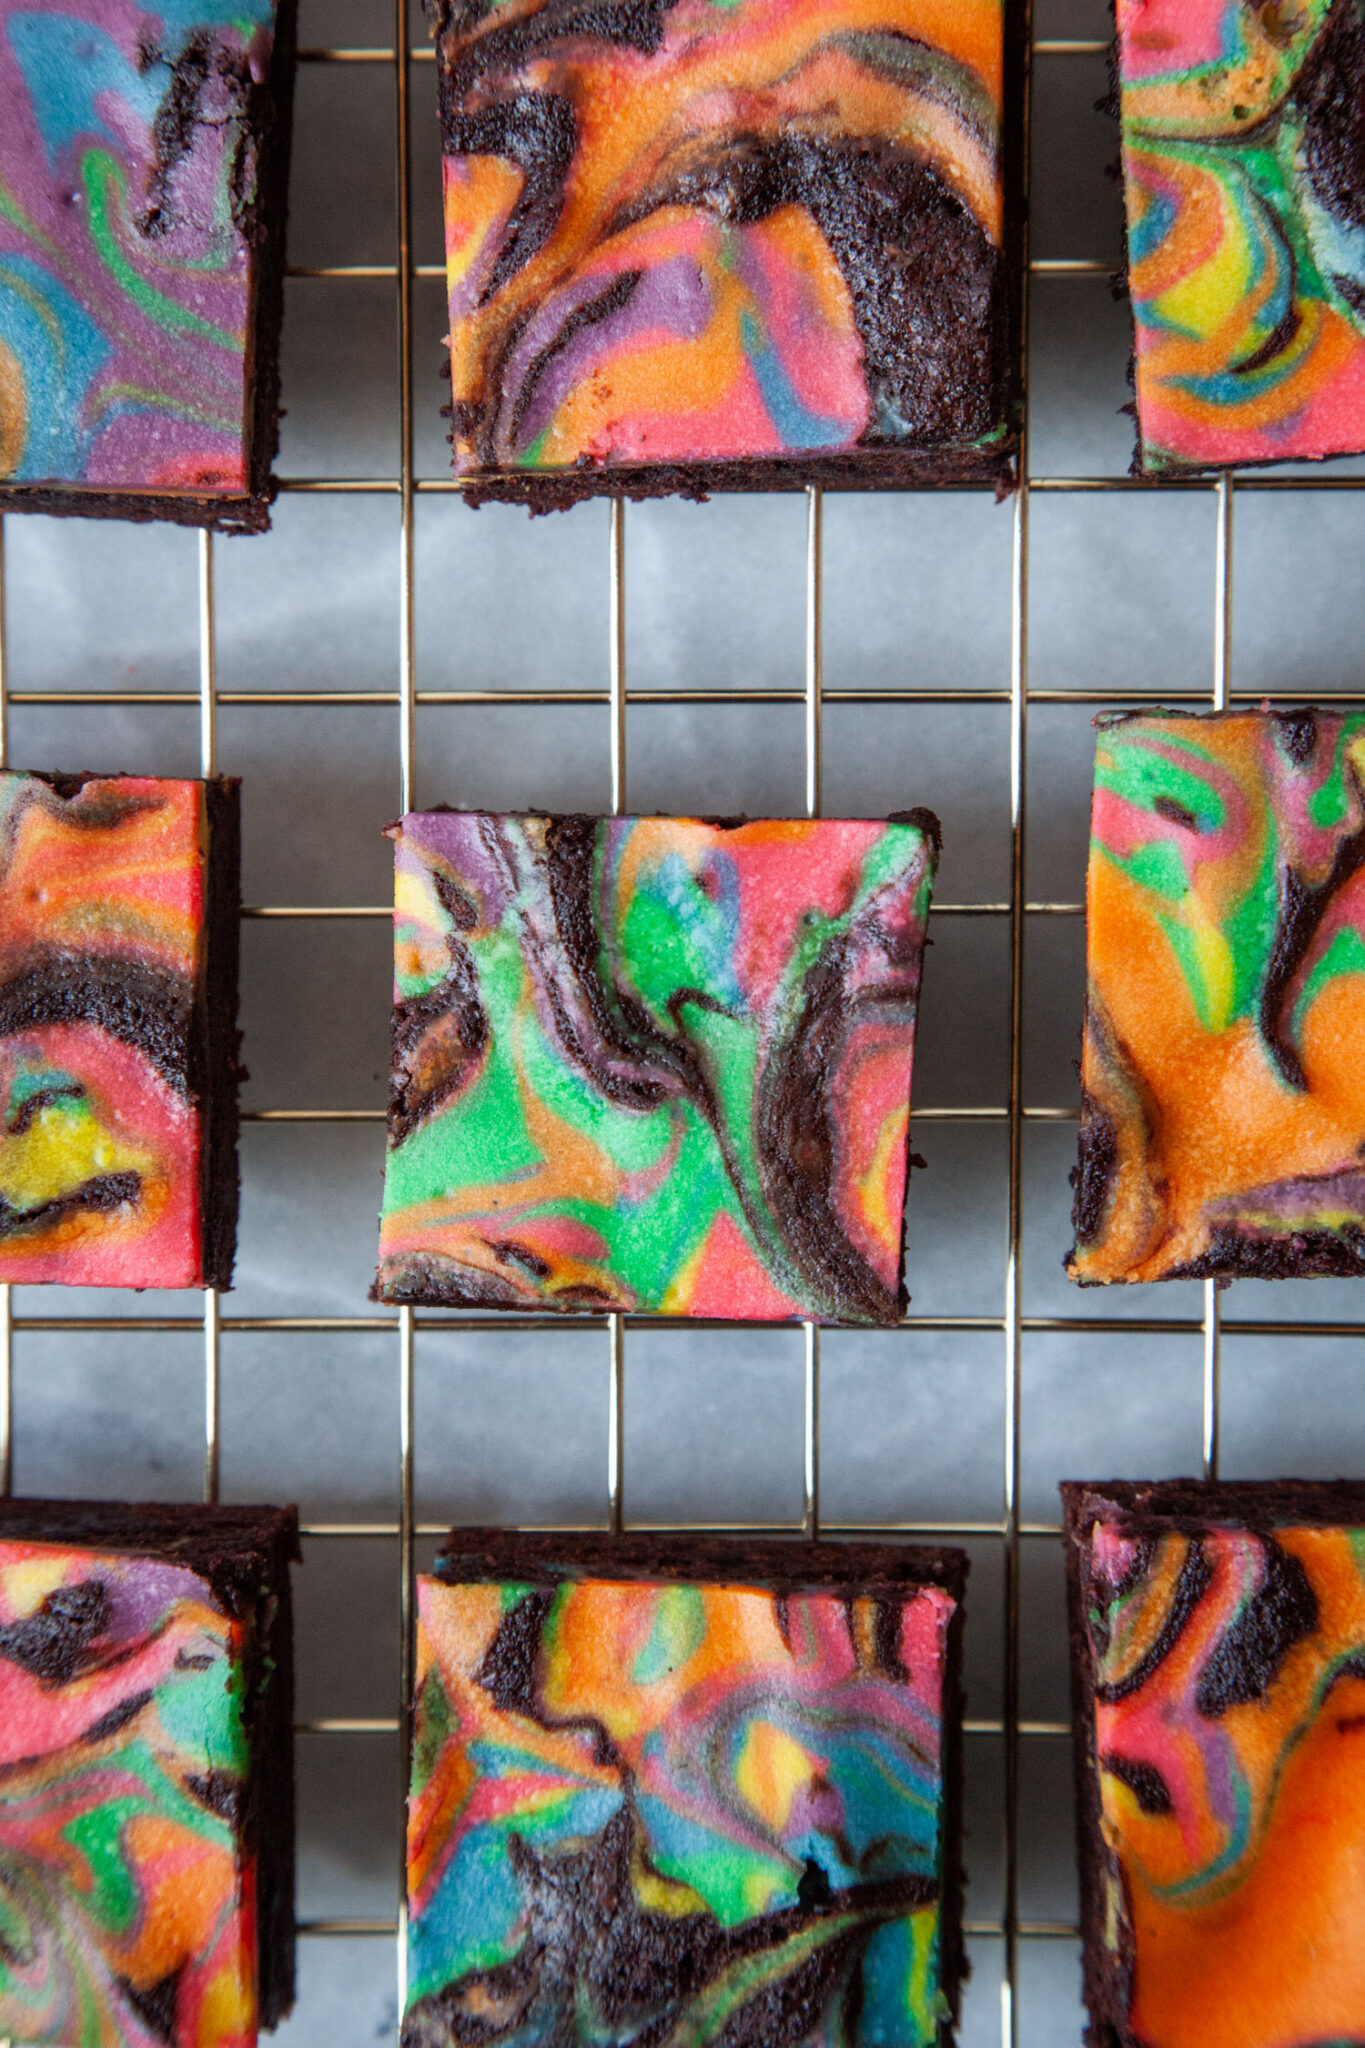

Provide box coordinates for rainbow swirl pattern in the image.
[1074,1500,1365,2048]
[0,774,212,1290]
[1118,0,1365,470]
[0,1,276,499]
[405,1567,956,2047]
[0,1539,255,2048]
[1069,710,1365,1284]
[375,811,938,1324]
[431,0,1010,483]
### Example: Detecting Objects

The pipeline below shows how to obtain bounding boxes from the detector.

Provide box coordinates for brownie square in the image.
[1062,1478,1365,2048]
[404,1532,968,2048]
[425,0,1021,508]
[1116,0,1365,473]
[0,1496,298,2045]
[0,771,242,1290]
[1067,707,1365,1284]
[374,809,939,1324]
[0,0,298,533]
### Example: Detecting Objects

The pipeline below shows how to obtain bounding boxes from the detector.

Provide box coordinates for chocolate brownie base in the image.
[0,1496,299,2026]
[201,777,243,1290]
[0,0,298,537]
[1062,1483,1128,2048]
[1063,1476,1365,1539]
[237,0,300,536]
[436,1529,969,1594]
[0,483,276,535]
[456,444,1019,512]
[434,1530,969,2036]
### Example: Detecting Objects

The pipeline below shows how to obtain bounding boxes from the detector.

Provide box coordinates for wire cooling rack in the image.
[5,2,1365,2041]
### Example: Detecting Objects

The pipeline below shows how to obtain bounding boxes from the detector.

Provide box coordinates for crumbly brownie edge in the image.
[370,1268,593,1312]
[1135,443,1365,479]
[0,1495,297,1623]
[201,777,243,1291]
[1061,1475,1365,1536]
[372,1271,903,1325]
[937,1569,968,2045]
[0,484,275,533]
[0,1497,300,2027]
[1107,0,1147,486]
[251,1525,297,2029]
[1060,1485,1134,2048]
[431,1528,969,1599]
[900,807,943,1324]
[997,0,1028,482]
[1070,1207,1365,1295]
[239,0,299,531]
[0,480,275,552]
[453,445,1019,512]
[1160,1230,1365,1282]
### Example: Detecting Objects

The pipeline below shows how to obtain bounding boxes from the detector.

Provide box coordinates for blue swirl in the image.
[0,254,110,478]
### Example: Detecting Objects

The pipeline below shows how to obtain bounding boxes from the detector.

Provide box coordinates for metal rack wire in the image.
[0,8,1349,2043]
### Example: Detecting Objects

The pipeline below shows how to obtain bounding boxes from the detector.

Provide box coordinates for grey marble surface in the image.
[5,0,1365,2040]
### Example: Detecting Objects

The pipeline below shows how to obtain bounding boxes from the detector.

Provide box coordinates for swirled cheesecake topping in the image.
[0,1540,254,2048]
[1078,1507,1365,2048]
[0,774,219,1290]
[0,2,278,500]
[1070,710,1365,1284]
[376,810,938,1324]
[430,0,1010,480]
[1117,0,1365,470]
[406,1565,957,2046]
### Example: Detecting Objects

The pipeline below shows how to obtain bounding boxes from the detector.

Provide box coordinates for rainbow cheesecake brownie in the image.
[1069,708,1365,1284]
[374,809,939,1324]
[0,772,241,1290]
[426,0,1020,507]
[0,0,297,532]
[0,1496,297,2048]
[404,1531,967,2048]
[1117,0,1365,473]
[1063,1479,1365,2048]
